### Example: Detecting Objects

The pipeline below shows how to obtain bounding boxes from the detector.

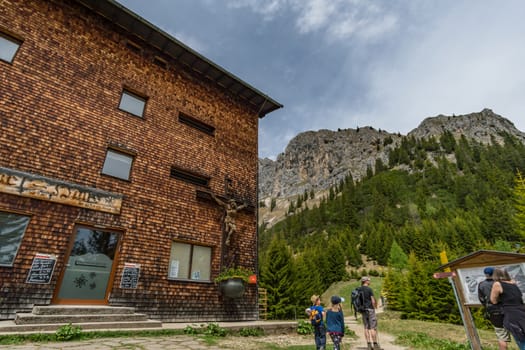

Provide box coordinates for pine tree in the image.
[382,268,406,311]
[388,240,408,270]
[514,170,525,240]
[259,234,295,319]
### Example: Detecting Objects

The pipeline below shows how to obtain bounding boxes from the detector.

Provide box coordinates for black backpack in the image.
[351,287,366,317]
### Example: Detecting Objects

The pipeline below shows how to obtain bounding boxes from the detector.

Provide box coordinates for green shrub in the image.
[203,323,227,337]
[296,320,313,335]
[239,327,264,337]
[55,323,82,341]
[183,324,201,335]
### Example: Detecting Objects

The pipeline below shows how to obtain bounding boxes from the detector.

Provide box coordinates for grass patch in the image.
[0,328,187,345]
[379,311,519,350]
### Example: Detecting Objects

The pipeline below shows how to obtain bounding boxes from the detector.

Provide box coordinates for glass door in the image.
[54,227,119,304]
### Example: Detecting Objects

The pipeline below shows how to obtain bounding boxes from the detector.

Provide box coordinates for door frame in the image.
[52,224,123,305]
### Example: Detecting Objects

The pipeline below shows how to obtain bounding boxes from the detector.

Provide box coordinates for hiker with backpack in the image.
[306,294,327,350]
[356,276,381,350]
[478,266,511,350]
[326,295,345,350]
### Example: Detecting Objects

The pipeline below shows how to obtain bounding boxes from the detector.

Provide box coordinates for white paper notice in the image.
[169,260,179,278]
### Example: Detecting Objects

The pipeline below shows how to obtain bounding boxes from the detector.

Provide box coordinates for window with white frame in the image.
[118,90,146,117]
[101,149,134,180]
[168,242,211,281]
[0,211,30,266]
[0,32,21,63]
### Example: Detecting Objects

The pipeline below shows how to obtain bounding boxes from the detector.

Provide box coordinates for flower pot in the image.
[218,278,246,298]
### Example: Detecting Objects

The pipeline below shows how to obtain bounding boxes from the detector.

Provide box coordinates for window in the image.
[0,32,21,63]
[168,242,211,281]
[178,113,215,135]
[153,56,168,69]
[102,149,134,180]
[170,167,210,187]
[126,41,142,55]
[0,211,30,266]
[118,90,146,117]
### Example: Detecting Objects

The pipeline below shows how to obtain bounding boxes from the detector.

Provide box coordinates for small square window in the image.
[102,149,134,180]
[168,242,211,281]
[119,90,146,117]
[0,211,30,266]
[0,32,21,63]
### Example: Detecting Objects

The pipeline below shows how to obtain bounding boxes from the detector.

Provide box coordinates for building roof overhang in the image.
[74,0,283,118]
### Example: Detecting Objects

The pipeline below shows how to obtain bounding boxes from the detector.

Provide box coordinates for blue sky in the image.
[118,0,525,160]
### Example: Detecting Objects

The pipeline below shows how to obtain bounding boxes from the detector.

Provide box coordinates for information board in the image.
[120,263,140,289]
[26,253,57,284]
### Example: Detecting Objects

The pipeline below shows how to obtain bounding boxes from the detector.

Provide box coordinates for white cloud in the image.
[356,2,525,135]
[226,0,286,20]
[225,0,399,41]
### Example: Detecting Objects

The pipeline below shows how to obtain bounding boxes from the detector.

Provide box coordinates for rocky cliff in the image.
[258,109,525,226]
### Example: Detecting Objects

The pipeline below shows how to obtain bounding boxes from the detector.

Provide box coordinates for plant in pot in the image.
[214,266,254,299]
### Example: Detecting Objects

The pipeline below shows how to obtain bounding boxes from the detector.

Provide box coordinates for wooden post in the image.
[450,274,482,350]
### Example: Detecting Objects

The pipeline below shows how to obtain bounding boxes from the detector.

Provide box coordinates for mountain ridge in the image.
[258,108,525,226]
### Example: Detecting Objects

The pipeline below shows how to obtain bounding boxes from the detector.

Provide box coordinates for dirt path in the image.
[345,316,407,350]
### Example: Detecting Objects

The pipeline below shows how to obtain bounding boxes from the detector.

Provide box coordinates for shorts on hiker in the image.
[495,326,511,342]
[362,308,377,329]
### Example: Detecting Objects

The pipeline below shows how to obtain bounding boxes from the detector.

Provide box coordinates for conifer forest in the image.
[258,131,525,323]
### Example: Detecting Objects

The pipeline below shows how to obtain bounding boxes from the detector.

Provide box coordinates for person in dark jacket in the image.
[478,266,511,350]
[490,268,525,350]
[326,295,345,350]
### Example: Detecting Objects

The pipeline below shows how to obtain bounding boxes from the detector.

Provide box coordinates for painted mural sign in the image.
[0,167,122,214]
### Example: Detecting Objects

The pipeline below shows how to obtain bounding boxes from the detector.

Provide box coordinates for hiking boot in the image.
[367,343,373,350]
[373,343,382,350]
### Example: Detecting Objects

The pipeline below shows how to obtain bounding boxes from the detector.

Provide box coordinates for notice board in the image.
[26,253,57,284]
[120,262,140,289]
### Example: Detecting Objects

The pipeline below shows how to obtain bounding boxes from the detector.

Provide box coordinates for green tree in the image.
[259,235,295,319]
[514,170,525,239]
[387,240,408,270]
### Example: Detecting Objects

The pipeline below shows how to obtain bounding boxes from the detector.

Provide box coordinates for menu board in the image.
[120,263,140,289]
[26,253,57,284]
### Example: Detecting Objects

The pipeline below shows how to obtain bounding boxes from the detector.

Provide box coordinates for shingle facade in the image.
[0,0,280,321]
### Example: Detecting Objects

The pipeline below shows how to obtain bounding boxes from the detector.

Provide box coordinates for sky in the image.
[118,0,525,160]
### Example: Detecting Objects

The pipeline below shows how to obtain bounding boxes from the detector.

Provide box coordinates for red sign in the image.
[433,271,456,279]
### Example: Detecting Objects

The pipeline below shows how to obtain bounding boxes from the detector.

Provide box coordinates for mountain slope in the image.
[258,109,525,226]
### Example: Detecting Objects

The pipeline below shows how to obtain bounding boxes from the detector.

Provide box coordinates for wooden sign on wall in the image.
[0,167,122,214]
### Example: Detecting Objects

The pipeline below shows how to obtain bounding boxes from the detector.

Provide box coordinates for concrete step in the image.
[15,313,149,325]
[32,305,135,315]
[0,320,162,333]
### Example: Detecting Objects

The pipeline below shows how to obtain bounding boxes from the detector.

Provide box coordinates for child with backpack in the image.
[306,294,327,350]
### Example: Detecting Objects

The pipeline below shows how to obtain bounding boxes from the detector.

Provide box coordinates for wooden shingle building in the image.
[0,0,281,322]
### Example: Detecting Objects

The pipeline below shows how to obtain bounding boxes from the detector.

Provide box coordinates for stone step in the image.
[32,305,136,315]
[0,320,162,333]
[15,313,149,325]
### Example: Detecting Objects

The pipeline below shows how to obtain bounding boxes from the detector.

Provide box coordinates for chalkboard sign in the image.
[26,254,57,284]
[120,263,140,289]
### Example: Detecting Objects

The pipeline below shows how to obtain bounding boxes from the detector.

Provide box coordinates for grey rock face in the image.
[258,109,524,225]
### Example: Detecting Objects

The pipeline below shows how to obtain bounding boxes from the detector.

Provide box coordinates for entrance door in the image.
[54,226,120,304]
